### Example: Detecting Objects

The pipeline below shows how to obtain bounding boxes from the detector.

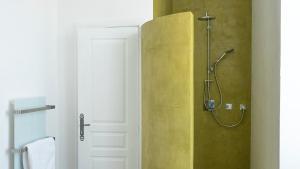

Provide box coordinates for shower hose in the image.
[203,61,246,128]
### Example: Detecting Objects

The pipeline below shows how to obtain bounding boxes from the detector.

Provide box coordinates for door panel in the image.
[78,27,139,169]
[91,39,125,123]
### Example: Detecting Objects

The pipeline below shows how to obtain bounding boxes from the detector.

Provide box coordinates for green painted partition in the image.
[142,12,194,169]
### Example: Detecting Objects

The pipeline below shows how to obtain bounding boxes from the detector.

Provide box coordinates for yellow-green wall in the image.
[153,0,173,18]
[142,12,194,169]
[154,0,252,169]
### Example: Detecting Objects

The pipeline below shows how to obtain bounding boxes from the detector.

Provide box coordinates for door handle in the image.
[80,114,91,141]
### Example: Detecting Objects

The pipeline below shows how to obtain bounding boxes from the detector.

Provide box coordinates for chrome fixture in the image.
[224,103,233,110]
[14,105,55,115]
[198,11,216,103]
[199,11,246,128]
[10,137,55,154]
[79,113,91,141]
[215,49,234,64]
[198,11,216,21]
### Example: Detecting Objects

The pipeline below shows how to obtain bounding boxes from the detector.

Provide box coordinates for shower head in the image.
[198,11,216,21]
[215,48,235,64]
[224,48,234,54]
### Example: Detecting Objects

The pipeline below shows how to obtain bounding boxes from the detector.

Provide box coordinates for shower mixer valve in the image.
[206,99,215,112]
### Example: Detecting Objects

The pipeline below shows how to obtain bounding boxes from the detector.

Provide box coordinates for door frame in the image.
[76,24,142,169]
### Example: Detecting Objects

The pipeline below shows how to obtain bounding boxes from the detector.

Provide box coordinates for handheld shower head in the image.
[224,48,234,54]
[215,48,235,64]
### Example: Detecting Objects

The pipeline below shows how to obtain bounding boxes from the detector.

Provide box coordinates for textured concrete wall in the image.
[153,0,173,17]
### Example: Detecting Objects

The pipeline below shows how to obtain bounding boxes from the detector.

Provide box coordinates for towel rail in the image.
[10,147,28,153]
[10,137,55,154]
[14,105,55,115]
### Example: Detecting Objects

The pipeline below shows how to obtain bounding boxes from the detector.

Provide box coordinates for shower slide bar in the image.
[13,105,55,115]
[10,137,55,154]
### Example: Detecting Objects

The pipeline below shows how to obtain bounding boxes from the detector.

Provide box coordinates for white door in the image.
[77,26,140,169]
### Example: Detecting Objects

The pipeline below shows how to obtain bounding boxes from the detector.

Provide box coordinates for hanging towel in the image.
[22,137,55,169]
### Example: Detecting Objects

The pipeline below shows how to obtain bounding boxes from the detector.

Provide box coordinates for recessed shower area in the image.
[142,0,251,169]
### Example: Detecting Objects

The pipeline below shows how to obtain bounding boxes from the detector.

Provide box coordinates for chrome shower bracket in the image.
[204,79,213,84]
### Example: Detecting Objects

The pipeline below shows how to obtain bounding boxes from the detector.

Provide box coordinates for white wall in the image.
[0,0,58,169]
[57,1,152,169]
[281,1,300,168]
[251,0,280,169]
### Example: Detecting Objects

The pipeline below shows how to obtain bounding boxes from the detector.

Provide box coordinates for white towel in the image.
[22,137,55,169]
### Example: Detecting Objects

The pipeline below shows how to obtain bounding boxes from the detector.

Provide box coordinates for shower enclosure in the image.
[142,1,251,169]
